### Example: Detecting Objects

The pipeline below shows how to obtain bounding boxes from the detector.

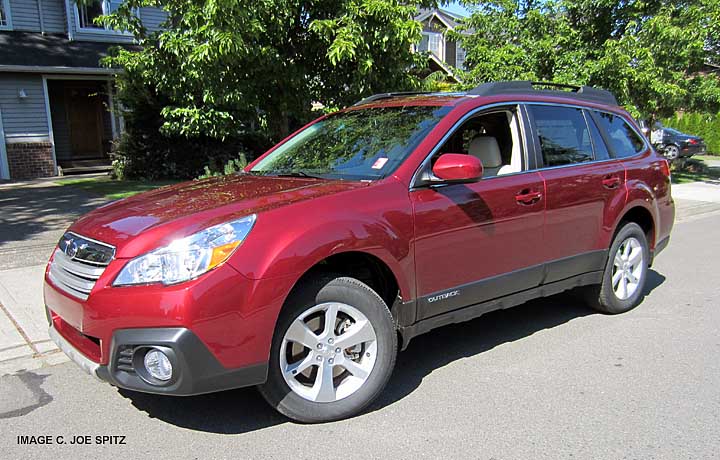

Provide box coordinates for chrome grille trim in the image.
[49,233,115,300]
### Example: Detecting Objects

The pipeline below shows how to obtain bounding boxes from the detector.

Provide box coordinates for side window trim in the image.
[521,103,544,170]
[410,103,531,189]
[587,110,620,159]
[582,109,610,161]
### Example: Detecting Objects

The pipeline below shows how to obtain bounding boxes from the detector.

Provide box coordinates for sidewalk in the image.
[1,178,720,376]
[0,178,108,375]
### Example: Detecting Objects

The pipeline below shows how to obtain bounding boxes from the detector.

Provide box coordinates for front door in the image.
[65,86,104,159]
[411,106,547,321]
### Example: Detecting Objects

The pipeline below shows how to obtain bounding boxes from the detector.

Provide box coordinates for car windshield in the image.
[250,105,451,180]
[664,128,682,135]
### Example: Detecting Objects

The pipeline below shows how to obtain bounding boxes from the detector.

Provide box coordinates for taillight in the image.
[660,159,671,178]
[688,138,698,145]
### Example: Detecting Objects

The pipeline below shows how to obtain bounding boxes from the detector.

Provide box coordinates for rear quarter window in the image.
[593,112,646,158]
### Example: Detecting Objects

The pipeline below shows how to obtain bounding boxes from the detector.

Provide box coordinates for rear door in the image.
[528,104,626,283]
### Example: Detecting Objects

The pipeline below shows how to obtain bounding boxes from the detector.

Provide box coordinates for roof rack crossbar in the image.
[353,91,433,106]
[467,80,618,106]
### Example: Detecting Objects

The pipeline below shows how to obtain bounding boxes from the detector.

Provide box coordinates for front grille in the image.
[48,232,115,300]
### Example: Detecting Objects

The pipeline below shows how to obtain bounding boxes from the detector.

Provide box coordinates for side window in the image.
[593,111,646,158]
[585,112,610,160]
[434,107,524,177]
[530,105,593,167]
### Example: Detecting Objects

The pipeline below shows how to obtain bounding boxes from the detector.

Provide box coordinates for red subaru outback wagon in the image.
[45,81,674,422]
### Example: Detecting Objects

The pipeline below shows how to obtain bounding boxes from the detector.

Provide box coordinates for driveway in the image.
[0,179,108,374]
[0,179,108,269]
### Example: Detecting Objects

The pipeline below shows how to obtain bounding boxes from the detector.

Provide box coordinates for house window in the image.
[76,0,136,31]
[427,32,443,60]
[0,0,12,29]
[456,45,466,70]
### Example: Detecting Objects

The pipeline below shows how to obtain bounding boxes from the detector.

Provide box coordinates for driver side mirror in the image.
[431,153,483,183]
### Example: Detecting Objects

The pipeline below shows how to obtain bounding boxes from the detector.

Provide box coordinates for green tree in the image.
[101,0,431,142]
[455,0,720,120]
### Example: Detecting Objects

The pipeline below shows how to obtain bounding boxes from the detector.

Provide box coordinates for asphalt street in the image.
[1,210,719,459]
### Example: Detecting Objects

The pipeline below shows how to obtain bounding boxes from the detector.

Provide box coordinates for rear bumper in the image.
[49,316,268,396]
[680,145,706,156]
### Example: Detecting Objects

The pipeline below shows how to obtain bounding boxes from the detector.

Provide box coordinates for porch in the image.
[47,78,118,174]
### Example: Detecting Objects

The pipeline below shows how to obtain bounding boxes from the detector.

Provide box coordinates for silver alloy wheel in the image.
[280,302,378,403]
[612,237,644,300]
[665,145,679,160]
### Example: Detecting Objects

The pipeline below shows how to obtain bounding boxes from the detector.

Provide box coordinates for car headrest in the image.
[468,136,502,168]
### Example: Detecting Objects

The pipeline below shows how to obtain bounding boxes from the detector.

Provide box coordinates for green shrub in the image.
[661,111,720,155]
[110,72,272,180]
[197,154,249,179]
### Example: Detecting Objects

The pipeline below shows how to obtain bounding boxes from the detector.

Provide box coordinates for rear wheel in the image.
[664,144,679,160]
[585,222,649,314]
[258,275,397,423]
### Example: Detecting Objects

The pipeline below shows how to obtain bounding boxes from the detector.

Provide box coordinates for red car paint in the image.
[45,92,674,381]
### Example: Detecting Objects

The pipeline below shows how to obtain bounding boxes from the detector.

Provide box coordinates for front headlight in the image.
[113,214,256,286]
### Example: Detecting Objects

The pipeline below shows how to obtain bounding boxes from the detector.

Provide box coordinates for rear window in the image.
[530,105,594,167]
[593,112,646,158]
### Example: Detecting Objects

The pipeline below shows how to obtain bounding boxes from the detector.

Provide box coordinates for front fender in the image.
[227,179,415,301]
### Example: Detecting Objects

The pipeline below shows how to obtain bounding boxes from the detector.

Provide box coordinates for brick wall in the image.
[5,142,56,180]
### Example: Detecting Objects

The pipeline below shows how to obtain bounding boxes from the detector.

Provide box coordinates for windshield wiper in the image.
[271,171,326,179]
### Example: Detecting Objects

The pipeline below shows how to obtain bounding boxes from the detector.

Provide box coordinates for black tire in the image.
[585,222,650,314]
[258,274,397,423]
[664,144,680,160]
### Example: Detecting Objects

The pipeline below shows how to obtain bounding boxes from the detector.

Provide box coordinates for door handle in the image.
[515,190,542,205]
[602,176,621,189]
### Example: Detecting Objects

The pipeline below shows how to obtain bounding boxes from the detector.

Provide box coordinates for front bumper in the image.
[49,318,267,396]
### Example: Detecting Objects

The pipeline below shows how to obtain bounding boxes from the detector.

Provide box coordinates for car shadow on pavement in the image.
[0,183,107,244]
[118,270,666,434]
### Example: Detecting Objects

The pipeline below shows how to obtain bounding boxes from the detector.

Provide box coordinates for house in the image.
[413,8,467,83]
[0,0,166,180]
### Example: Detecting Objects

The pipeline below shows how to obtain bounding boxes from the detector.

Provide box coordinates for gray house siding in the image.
[140,7,166,31]
[0,73,48,138]
[6,0,67,33]
[9,0,41,31]
[42,0,67,33]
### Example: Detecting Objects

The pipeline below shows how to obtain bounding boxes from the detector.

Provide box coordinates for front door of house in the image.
[65,86,104,159]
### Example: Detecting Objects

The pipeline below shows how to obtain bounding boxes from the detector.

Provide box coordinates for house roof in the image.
[0,31,138,74]
[415,7,464,30]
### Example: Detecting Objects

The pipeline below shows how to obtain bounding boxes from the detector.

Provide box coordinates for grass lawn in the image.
[671,157,720,184]
[56,176,179,200]
[693,154,720,162]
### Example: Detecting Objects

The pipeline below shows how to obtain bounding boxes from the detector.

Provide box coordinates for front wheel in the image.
[258,275,397,423]
[585,222,650,314]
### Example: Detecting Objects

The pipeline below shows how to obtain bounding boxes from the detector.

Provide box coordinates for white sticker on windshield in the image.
[372,158,389,169]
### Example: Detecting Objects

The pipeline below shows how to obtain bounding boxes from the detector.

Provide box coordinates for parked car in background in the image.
[45,81,674,423]
[651,127,706,160]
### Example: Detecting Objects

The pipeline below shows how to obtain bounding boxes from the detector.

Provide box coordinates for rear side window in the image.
[593,112,646,158]
[530,105,593,167]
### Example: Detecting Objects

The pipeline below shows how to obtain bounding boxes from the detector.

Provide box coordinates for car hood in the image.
[68,174,368,258]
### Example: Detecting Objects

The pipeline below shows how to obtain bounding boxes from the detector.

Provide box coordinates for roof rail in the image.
[353,91,433,106]
[467,81,618,106]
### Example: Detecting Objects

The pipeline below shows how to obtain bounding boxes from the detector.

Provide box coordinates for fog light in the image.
[144,349,172,381]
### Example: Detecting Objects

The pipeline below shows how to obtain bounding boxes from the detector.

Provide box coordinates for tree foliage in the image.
[102,0,431,142]
[454,0,720,120]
